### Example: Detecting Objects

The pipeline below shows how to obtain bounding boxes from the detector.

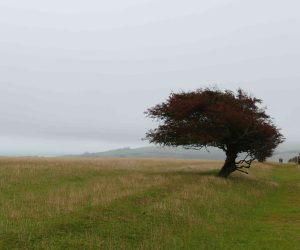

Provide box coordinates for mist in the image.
[1,0,300,155]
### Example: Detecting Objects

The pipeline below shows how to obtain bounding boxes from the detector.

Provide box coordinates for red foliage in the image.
[145,88,284,177]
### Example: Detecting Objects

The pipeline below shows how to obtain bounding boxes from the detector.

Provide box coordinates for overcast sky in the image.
[0,0,299,155]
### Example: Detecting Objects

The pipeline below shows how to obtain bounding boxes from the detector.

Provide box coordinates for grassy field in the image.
[0,158,299,250]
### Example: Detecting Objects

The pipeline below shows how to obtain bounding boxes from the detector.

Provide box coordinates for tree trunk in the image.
[217,151,237,178]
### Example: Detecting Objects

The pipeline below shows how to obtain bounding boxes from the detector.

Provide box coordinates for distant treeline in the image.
[288,155,300,164]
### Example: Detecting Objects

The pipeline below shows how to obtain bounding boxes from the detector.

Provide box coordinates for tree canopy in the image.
[145,88,284,177]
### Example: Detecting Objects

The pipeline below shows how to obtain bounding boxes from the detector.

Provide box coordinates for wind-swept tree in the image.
[145,88,284,177]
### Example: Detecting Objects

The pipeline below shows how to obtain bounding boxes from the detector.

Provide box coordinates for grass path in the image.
[0,158,299,249]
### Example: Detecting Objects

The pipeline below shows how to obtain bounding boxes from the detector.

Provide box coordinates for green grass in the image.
[0,158,299,249]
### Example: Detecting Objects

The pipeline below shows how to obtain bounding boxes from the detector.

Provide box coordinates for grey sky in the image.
[0,0,299,155]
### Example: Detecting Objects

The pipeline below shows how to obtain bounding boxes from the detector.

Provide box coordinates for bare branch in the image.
[235,154,254,174]
[236,169,249,174]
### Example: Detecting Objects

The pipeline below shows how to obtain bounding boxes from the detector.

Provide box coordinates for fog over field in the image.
[0,0,300,155]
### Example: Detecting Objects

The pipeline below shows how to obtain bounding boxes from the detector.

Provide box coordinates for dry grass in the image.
[0,157,298,249]
[0,157,221,219]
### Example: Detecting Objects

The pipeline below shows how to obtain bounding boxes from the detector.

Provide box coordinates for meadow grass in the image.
[0,157,299,249]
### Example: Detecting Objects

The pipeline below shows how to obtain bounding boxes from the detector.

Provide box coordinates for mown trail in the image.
[0,158,299,249]
[219,164,300,250]
[261,164,300,248]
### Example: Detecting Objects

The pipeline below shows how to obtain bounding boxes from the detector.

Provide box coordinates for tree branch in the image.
[236,168,249,174]
[235,154,254,174]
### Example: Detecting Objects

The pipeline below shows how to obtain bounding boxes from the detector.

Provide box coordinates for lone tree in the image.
[145,88,284,177]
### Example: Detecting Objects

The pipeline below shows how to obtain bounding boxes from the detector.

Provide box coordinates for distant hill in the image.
[66,142,300,163]
[69,146,226,160]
